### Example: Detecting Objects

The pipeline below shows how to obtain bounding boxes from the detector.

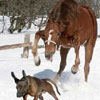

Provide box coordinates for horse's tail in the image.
[43,78,61,95]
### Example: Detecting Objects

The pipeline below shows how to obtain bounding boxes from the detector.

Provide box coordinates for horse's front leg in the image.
[32,31,44,66]
[71,46,80,74]
[54,47,70,81]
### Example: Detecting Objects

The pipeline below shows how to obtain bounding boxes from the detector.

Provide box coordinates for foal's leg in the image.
[71,46,80,74]
[54,47,70,81]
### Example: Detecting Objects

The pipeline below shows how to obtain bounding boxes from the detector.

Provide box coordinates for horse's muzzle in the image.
[45,52,54,61]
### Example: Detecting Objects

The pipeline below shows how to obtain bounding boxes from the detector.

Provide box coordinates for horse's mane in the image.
[50,0,78,24]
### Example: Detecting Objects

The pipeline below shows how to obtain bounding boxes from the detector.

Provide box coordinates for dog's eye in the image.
[16,85,22,89]
[19,85,22,89]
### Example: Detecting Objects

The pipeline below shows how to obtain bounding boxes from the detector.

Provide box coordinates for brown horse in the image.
[32,0,97,82]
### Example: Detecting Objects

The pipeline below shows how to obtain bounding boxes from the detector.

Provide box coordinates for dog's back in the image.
[28,76,60,97]
[26,76,44,96]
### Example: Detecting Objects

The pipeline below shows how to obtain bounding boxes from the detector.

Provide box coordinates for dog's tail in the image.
[43,78,60,95]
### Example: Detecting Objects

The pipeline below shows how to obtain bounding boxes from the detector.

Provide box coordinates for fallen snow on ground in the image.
[0,17,100,100]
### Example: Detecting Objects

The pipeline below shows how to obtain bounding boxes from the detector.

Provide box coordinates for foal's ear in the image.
[11,72,19,84]
[22,70,26,77]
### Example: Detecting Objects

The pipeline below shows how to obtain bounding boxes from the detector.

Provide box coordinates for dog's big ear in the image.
[25,78,29,88]
[11,72,19,84]
[22,70,26,77]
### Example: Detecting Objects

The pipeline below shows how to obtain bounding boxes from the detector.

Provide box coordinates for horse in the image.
[32,0,97,82]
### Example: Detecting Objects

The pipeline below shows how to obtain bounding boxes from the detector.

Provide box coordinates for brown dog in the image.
[11,70,60,100]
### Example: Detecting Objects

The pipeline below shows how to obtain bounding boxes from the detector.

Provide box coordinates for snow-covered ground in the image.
[0,17,100,100]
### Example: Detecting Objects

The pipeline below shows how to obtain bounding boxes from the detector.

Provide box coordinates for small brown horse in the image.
[32,0,97,82]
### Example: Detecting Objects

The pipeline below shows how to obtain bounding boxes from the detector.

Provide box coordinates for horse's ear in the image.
[11,72,19,84]
[57,32,62,38]
[22,70,26,77]
[40,30,45,41]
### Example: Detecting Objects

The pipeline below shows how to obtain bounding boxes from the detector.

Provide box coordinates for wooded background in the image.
[0,0,100,33]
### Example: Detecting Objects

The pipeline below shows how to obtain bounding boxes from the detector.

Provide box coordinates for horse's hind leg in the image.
[54,47,70,81]
[84,39,96,82]
[71,46,80,74]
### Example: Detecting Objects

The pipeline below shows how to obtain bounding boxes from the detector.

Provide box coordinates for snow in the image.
[0,17,100,100]
[97,18,100,35]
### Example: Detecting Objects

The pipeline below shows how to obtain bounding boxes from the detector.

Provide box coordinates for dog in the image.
[11,70,60,100]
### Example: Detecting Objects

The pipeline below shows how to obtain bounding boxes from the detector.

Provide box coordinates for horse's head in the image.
[44,20,76,61]
[44,22,61,61]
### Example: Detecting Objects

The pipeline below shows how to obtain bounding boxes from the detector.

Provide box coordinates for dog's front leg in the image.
[39,93,44,100]
[34,95,38,100]
[23,95,28,100]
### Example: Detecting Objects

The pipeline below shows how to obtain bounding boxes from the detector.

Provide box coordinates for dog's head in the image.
[11,70,29,97]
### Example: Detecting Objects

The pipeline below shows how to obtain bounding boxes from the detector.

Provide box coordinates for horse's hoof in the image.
[35,59,41,66]
[71,67,77,74]
[34,56,41,66]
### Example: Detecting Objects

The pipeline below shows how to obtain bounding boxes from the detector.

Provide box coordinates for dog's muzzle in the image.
[17,92,25,97]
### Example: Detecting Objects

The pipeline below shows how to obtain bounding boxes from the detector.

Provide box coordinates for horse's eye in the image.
[57,32,61,37]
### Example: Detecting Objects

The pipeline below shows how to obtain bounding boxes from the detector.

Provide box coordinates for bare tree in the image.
[76,0,100,17]
[0,0,100,33]
[6,0,57,33]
